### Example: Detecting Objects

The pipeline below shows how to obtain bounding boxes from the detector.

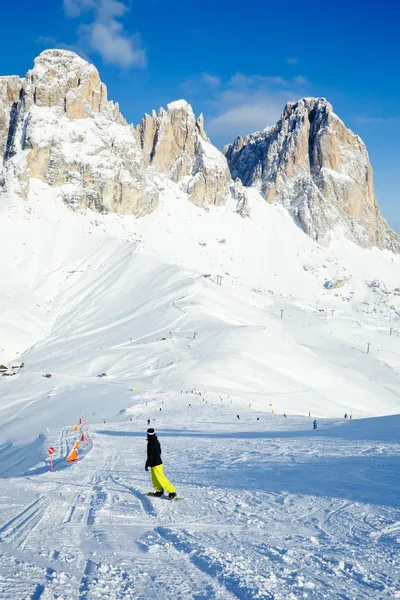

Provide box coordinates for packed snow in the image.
[0,181,399,599]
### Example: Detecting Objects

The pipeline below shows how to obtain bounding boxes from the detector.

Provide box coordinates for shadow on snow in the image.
[98,428,400,508]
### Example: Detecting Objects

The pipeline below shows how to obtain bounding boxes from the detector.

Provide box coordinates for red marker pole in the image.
[48,446,55,472]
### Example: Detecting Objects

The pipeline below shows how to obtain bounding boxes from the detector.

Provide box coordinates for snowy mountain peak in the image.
[0,50,158,214]
[284,96,331,113]
[166,98,192,111]
[25,48,125,123]
[225,97,400,252]
[135,98,247,211]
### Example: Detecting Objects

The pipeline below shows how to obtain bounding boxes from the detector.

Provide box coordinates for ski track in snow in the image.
[0,420,399,599]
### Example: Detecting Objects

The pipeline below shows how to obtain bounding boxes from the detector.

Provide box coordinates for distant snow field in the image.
[0,186,399,599]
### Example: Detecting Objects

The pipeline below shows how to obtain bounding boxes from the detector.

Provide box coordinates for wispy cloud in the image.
[182,73,221,94]
[287,57,299,65]
[63,0,146,68]
[64,0,96,18]
[202,74,221,88]
[206,103,283,137]
[36,35,57,45]
[354,115,400,124]
[184,71,311,146]
[293,75,308,85]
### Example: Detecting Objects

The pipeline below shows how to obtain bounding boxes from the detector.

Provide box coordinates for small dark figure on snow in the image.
[147,418,150,426]
[284,413,287,418]
[145,428,176,499]
[313,419,318,430]
[344,413,348,419]
[256,417,259,421]
[236,414,240,420]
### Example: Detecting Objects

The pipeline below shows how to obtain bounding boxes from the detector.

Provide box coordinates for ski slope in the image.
[0,182,399,598]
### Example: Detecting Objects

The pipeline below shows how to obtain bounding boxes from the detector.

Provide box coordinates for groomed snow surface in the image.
[0,182,399,599]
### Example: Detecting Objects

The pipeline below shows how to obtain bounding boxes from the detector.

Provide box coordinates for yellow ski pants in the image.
[151,465,176,493]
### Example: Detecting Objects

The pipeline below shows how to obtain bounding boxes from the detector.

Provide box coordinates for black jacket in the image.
[146,436,162,467]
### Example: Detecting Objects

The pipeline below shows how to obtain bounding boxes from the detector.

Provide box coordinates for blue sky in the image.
[0,0,399,230]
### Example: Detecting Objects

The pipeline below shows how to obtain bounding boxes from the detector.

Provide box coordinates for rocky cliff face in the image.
[0,76,23,160]
[0,51,246,218]
[225,98,400,251]
[136,100,247,212]
[0,49,158,215]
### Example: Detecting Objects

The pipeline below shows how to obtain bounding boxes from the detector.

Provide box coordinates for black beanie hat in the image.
[147,428,155,435]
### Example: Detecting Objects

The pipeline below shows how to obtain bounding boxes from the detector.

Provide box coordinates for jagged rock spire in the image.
[225,97,400,252]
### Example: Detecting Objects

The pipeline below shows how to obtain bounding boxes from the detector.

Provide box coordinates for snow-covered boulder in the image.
[324,278,347,290]
[225,97,400,252]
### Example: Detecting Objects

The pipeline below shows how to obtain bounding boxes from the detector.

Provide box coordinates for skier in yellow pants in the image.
[145,428,176,499]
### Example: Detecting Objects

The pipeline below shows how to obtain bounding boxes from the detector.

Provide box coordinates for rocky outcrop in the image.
[25,49,126,123]
[0,76,23,160]
[136,100,247,211]
[225,97,400,252]
[0,50,158,215]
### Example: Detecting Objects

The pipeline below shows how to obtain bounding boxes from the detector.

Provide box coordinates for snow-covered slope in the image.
[1,181,400,438]
[0,185,400,598]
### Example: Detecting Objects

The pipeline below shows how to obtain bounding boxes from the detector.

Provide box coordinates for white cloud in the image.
[202,74,221,88]
[89,22,146,67]
[182,73,221,94]
[64,0,146,68]
[293,75,308,85]
[206,103,282,136]
[64,0,95,18]
[200,72,311,145]
[287,57,299,65]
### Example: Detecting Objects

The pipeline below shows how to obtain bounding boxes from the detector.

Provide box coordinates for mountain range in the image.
[1,49,399,252]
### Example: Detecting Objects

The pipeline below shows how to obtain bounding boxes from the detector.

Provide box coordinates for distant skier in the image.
[256,417,259,421]
[344,413,348,419]
[313,419,318,430]
[284,413,287,418]
[145,428,176,499]
[147,418,150,426]
[236,414,240,420]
